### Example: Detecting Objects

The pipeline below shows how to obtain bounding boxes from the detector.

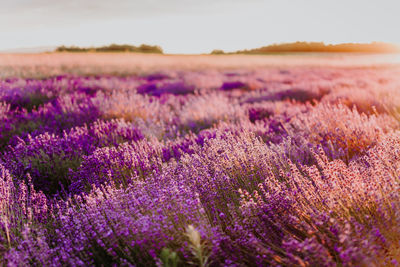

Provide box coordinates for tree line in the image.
[56,44,163,54]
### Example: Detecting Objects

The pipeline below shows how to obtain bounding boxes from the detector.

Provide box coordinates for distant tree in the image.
[234,42,400,54]
[55,44,163,54]
[56,45,89,52]
[137,44,164,54]
[210,49,225,55]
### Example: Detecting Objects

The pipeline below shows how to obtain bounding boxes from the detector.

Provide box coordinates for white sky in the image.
[1,0,399,54]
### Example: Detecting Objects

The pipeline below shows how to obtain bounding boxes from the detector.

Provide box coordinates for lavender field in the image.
[1,54,400,266]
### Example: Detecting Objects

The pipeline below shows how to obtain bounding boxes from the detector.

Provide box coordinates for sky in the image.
[1,0,400,54]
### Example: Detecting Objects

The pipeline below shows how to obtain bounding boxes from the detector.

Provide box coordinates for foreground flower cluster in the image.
[1,67,400,266]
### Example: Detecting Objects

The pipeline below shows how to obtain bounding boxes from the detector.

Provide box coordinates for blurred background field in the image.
[2,52,400,78]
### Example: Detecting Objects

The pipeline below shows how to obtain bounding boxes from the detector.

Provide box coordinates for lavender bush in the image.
[1,66,400,266]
